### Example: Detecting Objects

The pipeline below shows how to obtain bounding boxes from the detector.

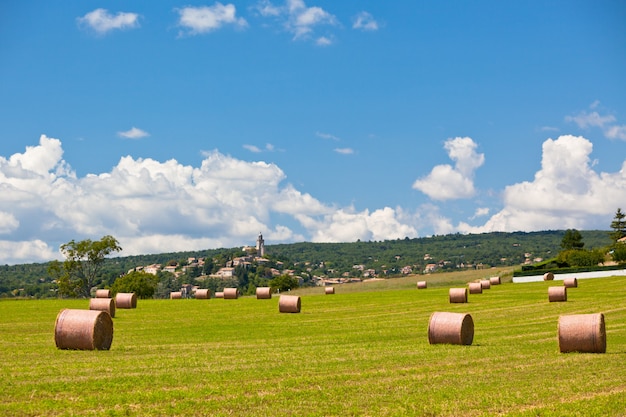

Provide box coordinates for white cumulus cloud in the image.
[352,11,379,31]
[254,0,337,42]
[77,9,140,34]
[176,3,248,36]
[413,137,484,200]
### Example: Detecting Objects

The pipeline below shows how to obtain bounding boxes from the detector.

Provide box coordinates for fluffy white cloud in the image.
[255,0,337,42]
[334,148,354,155]
[77,9,140,34]
[352,11,379,31]
[176,3,248,36]
[0,135,417,264]
[118,127,149,139]
[466,135,626,232]
[413,137,484,200]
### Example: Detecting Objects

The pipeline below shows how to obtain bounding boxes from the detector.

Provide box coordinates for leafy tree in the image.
[48,235,122,297]
[560,229,584,250]
[110,270,159,299]
[610,208,626,243]
[270,274,299,292]
[611,244,626,264]
[557,249,604,267]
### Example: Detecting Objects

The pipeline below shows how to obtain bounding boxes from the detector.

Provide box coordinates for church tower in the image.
[256,232,265,257]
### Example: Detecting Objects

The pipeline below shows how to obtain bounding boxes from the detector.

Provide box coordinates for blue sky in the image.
[1,1,625,264]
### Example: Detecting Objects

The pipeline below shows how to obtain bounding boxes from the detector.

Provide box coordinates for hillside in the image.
[0,230,612,298]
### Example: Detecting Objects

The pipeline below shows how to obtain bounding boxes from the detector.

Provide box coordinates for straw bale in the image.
[170,291,182,299]
[563,277,578,288]
[489,276,501,285]
[279,295,301,313]
[558,313,606,353]
[95,289,111,298]
[543,272,555,281]
[468,282,482,294]
[417,281,427,289]
[480,280,491,290]
[449,287,468,303]
[548,286,567,302]
[215,291,224,298]
[54,309,113,350]
[195,289,211,299]
[325,287,335,295]
[428,312,474,345]
[223,288,238,299]
[256,287,272,299]
[115,292,137,309]
[89,297,116,318]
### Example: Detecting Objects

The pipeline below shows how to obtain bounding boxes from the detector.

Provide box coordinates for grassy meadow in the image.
[1,269,625,416]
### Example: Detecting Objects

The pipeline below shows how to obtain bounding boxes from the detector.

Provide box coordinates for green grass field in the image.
[1,271,625,416]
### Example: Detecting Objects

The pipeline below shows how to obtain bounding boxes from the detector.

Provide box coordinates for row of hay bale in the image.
[55,292,137,351]
[425,274,605,353]
[169,285,335,300]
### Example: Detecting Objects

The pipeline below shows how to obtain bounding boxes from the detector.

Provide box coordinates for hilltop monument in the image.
[256,232,265,257]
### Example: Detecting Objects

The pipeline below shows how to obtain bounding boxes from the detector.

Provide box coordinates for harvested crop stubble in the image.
[115,292,137,309]
[54,309,113,350]
[95,289,111,298]
[563,277,578,288]
[279,295,301,313]
[325,287,335,295]
[449,288,468,303]
[89,297,116,318]
[558,313,606,353]
[428,312,474,345]
[223,288,238,299]
[256,287,272,299]
[548,286,567,302]
[468,282,483,295]
[417,281,427,289]
[195,289,211,299]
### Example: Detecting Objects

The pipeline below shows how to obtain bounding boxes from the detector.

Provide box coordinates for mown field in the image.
[1,269,625,417]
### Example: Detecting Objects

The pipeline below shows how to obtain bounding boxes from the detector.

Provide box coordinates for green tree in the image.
[110,270,159,299]
[557,249,604,267]
[560,229,584,250]
[270,274,299,292]
[611,244,626,264]
[610,208,626,243]
[48,235,122,298]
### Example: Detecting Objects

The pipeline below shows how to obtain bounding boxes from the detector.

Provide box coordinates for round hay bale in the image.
[325,287,335,295]
[449,287,468,303]
[256,287,272,299]
[223,288,238,299]
[215,291,224,298]
[548,286,567,302]
[417,281,427,289]
[480,280,491,290]
[195,289,211,299]
[170,291,182,299]
[54,309,113,350]
[543,272,555,281]
[428,312,474,346]
[115,292,137,309]
[279,295,301,313]
[558,313,606,353]
[489,276,501,285]
[563,277,578,288]
[468,282,482,295]
[89,297,116,318]
[95,289,111,298]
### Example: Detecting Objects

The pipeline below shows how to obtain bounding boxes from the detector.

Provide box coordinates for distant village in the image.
[126,233,546,292]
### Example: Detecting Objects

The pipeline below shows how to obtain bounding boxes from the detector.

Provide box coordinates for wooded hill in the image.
[0,230,613,298]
